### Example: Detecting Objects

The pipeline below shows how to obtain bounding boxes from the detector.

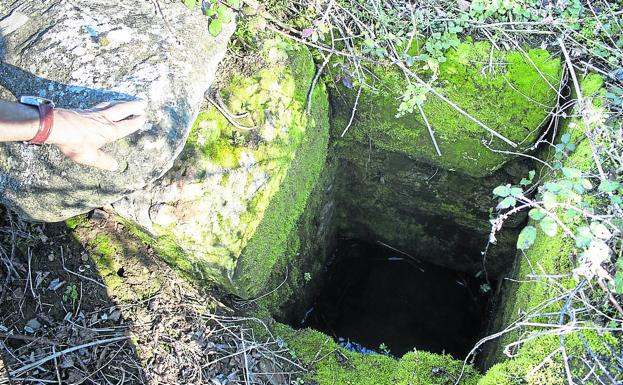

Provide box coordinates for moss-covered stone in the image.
[275,324,481,385]
[331,40,561,177]
[479,74,622,384]
[70,220,163,301]
[332,139,523,276]
[120,36,330,300]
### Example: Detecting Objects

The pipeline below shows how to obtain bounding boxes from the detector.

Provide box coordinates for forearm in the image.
[0,100,40,142]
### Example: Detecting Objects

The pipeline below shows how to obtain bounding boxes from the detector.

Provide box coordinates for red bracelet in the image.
[29,102,54,145]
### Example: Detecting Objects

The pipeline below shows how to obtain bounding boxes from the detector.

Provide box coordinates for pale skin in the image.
[0,100,147,171]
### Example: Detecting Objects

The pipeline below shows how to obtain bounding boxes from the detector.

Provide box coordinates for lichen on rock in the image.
[114,36,330,299]
[0,0,234,222]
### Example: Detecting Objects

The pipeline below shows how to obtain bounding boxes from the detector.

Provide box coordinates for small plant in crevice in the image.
[183,0,239,37]
[63,283,79,305]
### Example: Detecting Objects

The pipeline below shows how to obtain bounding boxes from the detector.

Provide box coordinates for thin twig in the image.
[6,336,129,378]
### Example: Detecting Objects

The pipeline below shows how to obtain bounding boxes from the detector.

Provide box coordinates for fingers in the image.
[109,114,147,141]
[58,145,119,172]
[100,100,147,121]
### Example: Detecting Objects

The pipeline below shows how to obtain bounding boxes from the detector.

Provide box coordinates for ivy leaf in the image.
[184,0,196,10]
[544,182,562,192]
[529,170,536,180]
[598,179,620,193]
[497,196,516,210]
[563,208,580,221]
[520,170,536,186]
[216,5,232,23]
[561,133,571,144]
[493,185,511,197]
[562,167,582,179]
[209,19,223,37]
[517,226,537,250]
[575,226,593,248]
[528,208,546,221]
[510,187,523,198]
[540,217,558,237]
[542,191,557,210]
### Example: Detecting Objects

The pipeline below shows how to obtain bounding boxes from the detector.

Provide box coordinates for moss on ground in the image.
[331,40,561,177]
[479,74,621,384]
[275,324,481,385]
[69,220,162,301]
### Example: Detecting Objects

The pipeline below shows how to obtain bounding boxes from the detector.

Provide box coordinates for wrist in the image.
[45,108,69,146]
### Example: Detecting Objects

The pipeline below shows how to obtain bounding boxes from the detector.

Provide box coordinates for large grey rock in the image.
[0,0,234,222]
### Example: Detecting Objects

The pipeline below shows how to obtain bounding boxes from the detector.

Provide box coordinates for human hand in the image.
[47,100,147,171]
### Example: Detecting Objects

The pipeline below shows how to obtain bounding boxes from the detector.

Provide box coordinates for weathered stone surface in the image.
[333,139,523,277]
[114,38,331,299]
[0,0,234,222]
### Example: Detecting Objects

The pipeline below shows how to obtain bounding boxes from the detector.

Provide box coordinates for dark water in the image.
[301,238,492,359]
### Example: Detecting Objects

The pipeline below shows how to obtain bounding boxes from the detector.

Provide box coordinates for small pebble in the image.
[25,318,41,331]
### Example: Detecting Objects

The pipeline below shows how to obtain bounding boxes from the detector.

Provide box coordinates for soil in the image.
[0,208,304,385]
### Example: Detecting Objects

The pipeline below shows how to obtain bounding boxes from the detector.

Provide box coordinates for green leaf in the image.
[497,196,516,210]
[563,208,580,221]
[562,167,582,179]
[544,182,562,192]
[528,208,546,221]
[510,187,523,198]
[228,0,241,7]
[209,19,223,37]
[575,226,592,248]
[598,179,620,193]
[540,217,558,237]
[581,178,593,190]
[216,5,232,23]
[493,185,511,197]
[561,133,571,144]
[184,0,196,10]
[528,170,536,180]
[517,226,537,250]
[542,191,557,210]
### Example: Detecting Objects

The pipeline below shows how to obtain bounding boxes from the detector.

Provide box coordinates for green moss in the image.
[480,74,621,383]
[65,214,89,230]
[67,220,163,301]
[90,233,124,291]
[275,324,481,385]
[141,37,330,300]
[331,41,561,177]
[232,42,330,297]
[120,219,200,281]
